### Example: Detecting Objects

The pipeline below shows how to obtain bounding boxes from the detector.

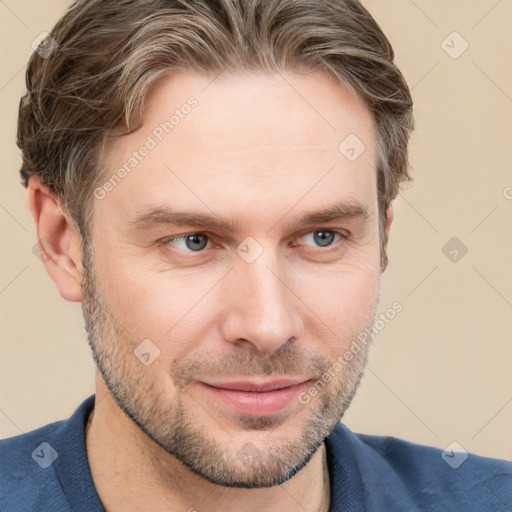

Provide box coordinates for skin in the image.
[27,70,394,512]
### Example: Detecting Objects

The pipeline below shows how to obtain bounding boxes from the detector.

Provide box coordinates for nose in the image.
[219,250,303,354]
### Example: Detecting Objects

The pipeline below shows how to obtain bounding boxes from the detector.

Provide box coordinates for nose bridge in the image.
[246,260,287,321]
[221,245,301,352]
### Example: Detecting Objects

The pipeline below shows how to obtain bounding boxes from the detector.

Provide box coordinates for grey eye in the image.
[167,233,210,252]
[301,230,339,248]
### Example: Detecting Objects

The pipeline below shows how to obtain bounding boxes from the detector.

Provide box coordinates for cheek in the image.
[297,262,380,350]
[94,256,219,361]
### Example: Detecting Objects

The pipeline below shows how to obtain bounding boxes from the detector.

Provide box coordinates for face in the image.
[82,70,383,488]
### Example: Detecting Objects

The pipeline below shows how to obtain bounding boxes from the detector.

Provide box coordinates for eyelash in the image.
[159,229,349,255]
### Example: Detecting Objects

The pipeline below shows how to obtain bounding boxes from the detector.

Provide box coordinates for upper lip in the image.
[199,377,311,392]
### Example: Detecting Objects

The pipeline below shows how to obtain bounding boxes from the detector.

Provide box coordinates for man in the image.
[1,0,510,510]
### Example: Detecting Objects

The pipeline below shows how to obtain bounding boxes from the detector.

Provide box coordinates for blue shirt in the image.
[1,394,511,511]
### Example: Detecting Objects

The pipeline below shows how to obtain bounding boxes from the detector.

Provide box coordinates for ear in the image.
[380,200,395,272]
[385,199,395,238]
[27,176,83,302]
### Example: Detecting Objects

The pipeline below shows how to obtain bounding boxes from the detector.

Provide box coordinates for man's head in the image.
[20,0,414,489]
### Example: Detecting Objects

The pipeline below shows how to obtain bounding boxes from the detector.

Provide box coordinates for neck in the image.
[85,387,330,512]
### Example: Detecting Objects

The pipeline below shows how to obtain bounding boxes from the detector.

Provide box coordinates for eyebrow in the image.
[129,201,370,233]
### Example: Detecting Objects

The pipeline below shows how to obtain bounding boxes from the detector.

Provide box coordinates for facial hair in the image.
[81,242,379,488]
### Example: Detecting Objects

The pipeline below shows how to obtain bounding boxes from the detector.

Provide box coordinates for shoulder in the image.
[326,423,512,511]
[0,420,71,511]
[0,395,96,512]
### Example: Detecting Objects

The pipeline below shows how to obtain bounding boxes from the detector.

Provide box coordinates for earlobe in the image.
[27,176,83,302]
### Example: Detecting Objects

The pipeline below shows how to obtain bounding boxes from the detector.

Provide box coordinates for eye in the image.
[297,230,346,248]
[161,229,347,255]
[164,233,211,252]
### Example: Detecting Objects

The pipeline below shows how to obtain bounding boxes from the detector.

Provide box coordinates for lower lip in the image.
[197,381,312,416]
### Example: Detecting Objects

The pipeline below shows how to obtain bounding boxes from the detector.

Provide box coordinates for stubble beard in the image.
[81,243,377,488]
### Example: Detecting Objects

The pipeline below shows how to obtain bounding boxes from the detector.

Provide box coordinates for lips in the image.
[199,377,310,393]
[195,377,313,416]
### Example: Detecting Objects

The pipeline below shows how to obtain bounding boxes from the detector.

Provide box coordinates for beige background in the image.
[1,1,511,460]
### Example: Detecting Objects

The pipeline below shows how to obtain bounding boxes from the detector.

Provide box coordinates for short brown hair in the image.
[18,0,414,254]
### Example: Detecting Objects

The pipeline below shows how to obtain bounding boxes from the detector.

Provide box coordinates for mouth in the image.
[195,377,313,416]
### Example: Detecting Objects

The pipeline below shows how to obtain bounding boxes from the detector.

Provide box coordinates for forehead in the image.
[96,70,379,228]
[138,69,376,157]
